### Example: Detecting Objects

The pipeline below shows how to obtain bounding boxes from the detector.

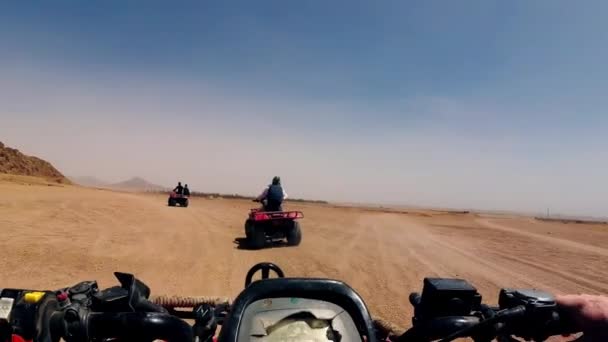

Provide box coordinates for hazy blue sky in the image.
[1,1,607,216]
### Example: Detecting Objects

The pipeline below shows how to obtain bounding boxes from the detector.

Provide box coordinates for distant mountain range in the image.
[70,176,166,191]
[69,176,108,188]
[108,177,166,191]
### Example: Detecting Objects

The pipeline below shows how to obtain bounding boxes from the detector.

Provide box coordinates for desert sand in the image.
[0,181,606,329]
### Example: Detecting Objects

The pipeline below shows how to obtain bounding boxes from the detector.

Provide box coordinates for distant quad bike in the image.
[244,201,303,249]
[167,191,189,207]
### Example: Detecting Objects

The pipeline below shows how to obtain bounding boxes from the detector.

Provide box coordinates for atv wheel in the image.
[249,225,266,250]
[286,221,302,246]
[182,199,189,207]
[245,220,254,239]
[168,198,176,207]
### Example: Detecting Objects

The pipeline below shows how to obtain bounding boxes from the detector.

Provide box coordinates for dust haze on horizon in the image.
[1,1,607,218]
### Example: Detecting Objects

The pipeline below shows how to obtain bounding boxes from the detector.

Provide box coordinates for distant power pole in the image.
[546,208,550,218]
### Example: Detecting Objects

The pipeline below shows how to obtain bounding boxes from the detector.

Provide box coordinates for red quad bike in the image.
[244,200,303,249]
[168,192,189,208]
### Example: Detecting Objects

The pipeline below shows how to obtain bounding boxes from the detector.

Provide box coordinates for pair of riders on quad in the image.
[256,176,288,212]
[173,182,190,196]
[172,177,286,211]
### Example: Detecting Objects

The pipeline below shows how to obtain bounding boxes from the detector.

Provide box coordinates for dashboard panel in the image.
[237,297,361,341]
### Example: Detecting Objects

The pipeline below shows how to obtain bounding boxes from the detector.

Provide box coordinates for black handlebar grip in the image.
[549,308,582,337]
[87,312,193,342]
[396,316,481,342]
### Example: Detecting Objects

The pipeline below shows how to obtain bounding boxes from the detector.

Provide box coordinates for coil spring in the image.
[151,295,230,308]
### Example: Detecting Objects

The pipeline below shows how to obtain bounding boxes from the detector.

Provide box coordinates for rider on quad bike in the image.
[174,182,184,195]
[256,176,288,211]
[168,182,189,207]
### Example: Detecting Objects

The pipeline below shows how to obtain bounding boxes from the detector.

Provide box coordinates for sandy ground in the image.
[1,182,607,330]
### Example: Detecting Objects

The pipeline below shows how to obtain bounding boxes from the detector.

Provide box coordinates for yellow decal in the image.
[24,292,45,304]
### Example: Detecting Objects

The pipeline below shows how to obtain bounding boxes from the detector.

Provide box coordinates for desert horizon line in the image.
[66,174,608,222]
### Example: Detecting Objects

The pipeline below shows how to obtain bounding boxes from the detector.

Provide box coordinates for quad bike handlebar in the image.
[0,263,582,342]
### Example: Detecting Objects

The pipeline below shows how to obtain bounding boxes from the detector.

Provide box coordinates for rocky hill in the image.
[0,141,70,184]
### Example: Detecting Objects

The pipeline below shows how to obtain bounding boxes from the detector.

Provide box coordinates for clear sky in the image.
[1,1,607,216]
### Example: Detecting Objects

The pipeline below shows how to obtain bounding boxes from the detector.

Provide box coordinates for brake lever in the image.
[193,304,216,342]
